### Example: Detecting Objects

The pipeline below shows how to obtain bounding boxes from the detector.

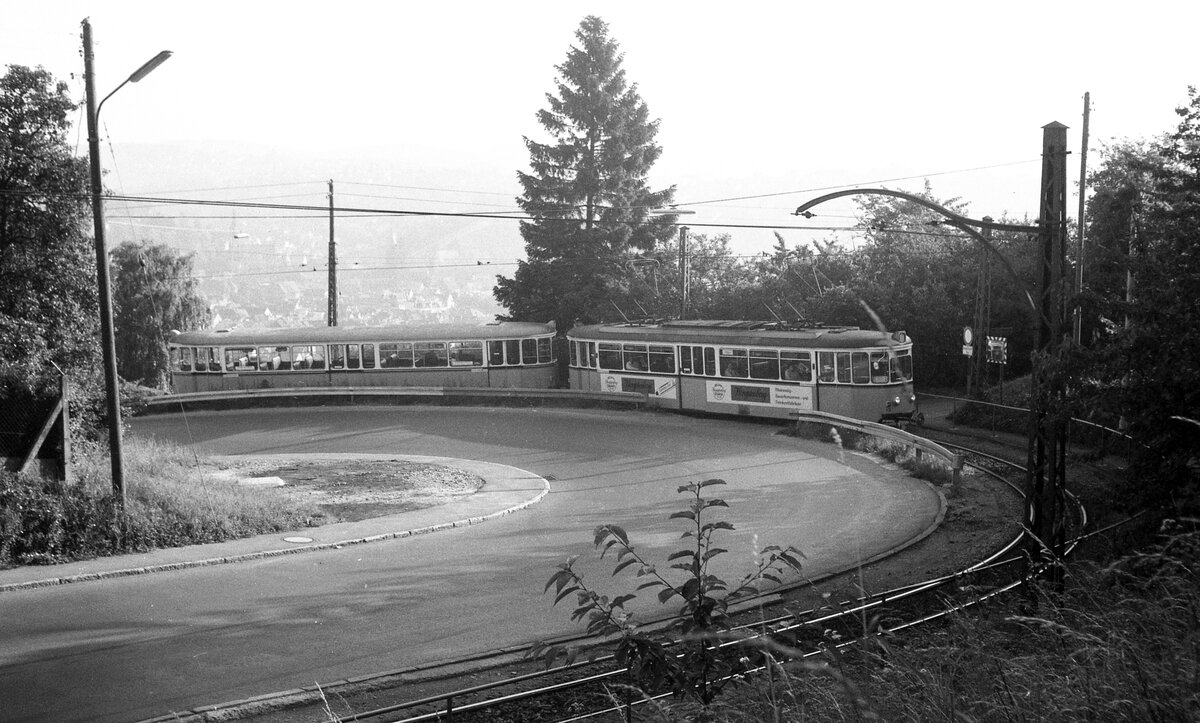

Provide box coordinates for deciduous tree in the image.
[112,241,210,388]
[1081,89,1200,515]
[0,65,97,389]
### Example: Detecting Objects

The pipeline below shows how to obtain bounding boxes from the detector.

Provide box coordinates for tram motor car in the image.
[566,320,919,424]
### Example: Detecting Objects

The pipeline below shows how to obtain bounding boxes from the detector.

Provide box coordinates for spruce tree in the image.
[494,16,676,328]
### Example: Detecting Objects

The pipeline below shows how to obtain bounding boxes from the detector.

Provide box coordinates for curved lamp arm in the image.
[97,50,172,119]
[794,188,1042,315]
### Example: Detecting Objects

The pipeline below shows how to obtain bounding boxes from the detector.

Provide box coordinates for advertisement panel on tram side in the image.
[704,381,814,410]
[600,373,679,401]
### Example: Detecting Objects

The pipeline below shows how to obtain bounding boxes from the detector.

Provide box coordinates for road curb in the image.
[0,466,550,595]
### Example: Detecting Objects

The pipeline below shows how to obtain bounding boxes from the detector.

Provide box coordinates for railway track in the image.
[280,437,1070,723]
[182,415,1125,723]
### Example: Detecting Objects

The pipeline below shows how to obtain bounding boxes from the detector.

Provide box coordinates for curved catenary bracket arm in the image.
[794,188,1042,316]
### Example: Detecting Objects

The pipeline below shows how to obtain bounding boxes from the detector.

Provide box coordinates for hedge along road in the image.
[0,406,941,723]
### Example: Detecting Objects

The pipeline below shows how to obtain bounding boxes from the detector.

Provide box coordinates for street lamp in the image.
[82,18,172,506]
[791,122,1071,579]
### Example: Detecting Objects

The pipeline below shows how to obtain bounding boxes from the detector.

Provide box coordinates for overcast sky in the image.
[4,0,1198,254]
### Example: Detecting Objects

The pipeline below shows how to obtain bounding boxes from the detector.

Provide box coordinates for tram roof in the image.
[567,320,910,349]
[169,321,556,346]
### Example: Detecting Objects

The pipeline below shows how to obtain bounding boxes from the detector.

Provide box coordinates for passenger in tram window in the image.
[783,361,809,380]
[722,360,745,377]
[271,353,282,370]
[625,357,646,371]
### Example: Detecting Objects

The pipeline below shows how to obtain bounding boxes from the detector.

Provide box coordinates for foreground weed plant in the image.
[534,479,804,711]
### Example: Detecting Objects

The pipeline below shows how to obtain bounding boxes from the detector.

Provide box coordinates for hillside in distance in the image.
[104,142,527,329]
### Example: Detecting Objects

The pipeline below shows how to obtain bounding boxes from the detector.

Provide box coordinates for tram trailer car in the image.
[168,321,558,394]
[567,320,919,423]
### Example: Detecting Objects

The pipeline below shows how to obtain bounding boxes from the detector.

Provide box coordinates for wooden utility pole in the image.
[82,19,125,503]
[1074,93,1090,345]
[969,219,994,398]
[1027,121,1070,581]
[328,179,337,326]
[678,226,690,319]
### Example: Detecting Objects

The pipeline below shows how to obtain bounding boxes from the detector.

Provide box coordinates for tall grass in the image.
[641,526,1200,722]
[793,421,956,487]
[0,436,321,567]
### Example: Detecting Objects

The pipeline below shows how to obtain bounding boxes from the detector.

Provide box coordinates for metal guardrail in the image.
[139,386,648,413]
[921,392,1136,457]
[790,409,965,487]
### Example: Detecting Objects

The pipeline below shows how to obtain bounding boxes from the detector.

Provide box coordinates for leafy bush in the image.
[533,479,804,712]
[0,471,119,565]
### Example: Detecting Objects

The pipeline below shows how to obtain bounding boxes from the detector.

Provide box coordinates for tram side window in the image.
[598,343,622,370]
[225,347,257,371]
[781,351,812,381]
[678,345,694,374]
[588,342,598,368]
[852,352,870,384]
[537,337,552,364]
[505,339,521,365]
[449,341,483,366]
[380,342,414,368]
[648,345,675,373]
[362,344,376,369]
[749,349,779,380]
[291,345,325,370]
[835,352,852,383]
[330,345,364,370]
[171,346,193,372]
[488,341,505,366]
[259,346,284,370]
[817,352,836,382]
[415,342,448,367]
[521,338,538,365]
[569,341,578,366]
[719,348,748,378]
[893,350,913,381]
[200,347,221,372]
[622,344,649,372]
[703,347,717,376]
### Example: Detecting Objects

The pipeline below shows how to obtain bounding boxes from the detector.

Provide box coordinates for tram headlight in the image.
[893,396,901,406]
